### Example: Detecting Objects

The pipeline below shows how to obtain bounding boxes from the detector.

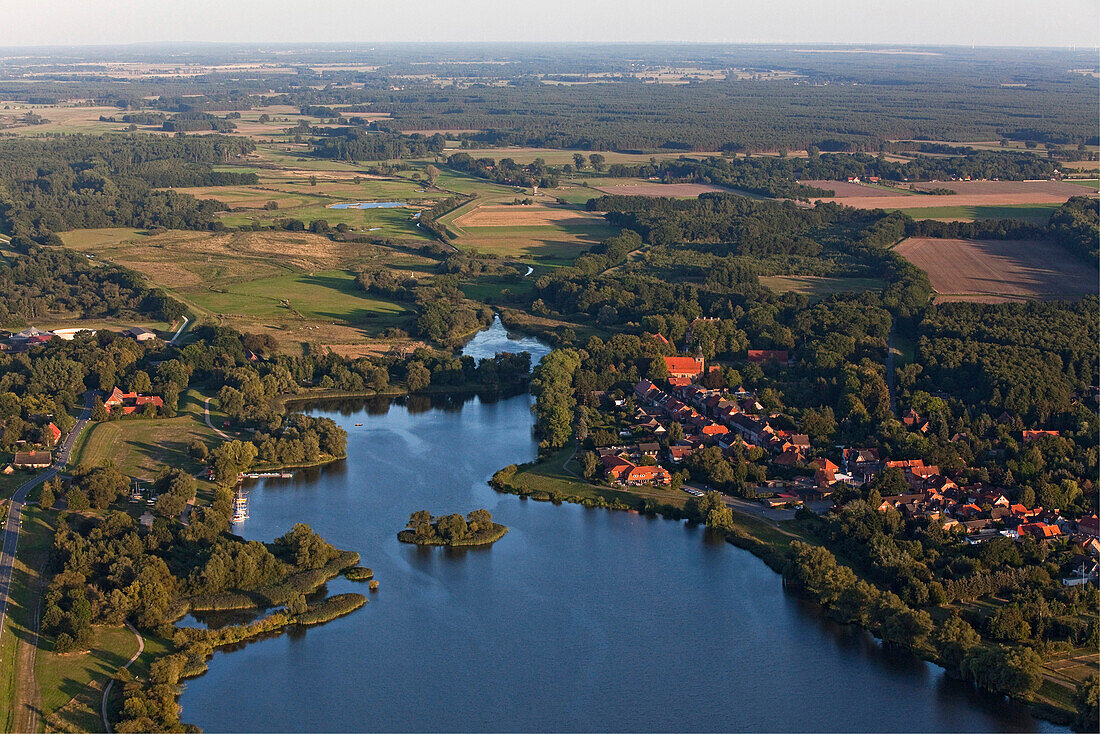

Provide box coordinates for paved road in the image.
[0,390,95,647]
[168,315,190,345]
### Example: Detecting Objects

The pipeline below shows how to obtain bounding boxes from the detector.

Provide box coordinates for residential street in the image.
[0,390,95,646]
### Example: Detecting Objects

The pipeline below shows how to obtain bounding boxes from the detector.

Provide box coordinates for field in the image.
[593,182,734,197]
[59,228,426,351]
[894,237,1098,302]
[69,389,224,480]
[800,179,912,197]
[446,201,615,262]
[810,179,1096,220]
[759,275,887,299]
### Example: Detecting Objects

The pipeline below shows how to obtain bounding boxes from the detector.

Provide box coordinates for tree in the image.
[647,356,669,380]
[573,153,586,171]
[466,509,493,533]
[436,514,468,542]
[406,363,431,392]
[932,614,981,675]
[1073,674,1099,733]
[589,154,606,173]
[38,480,56,511]
[425,165,440,187]
[581,451,599,480]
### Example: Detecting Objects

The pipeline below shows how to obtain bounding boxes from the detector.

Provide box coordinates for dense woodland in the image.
[0,134,255,241]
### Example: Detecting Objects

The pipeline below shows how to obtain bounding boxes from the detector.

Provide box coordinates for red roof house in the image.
[663,356,705,380]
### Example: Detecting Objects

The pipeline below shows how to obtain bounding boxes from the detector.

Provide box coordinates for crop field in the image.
[448,203,614,261]
[894,203,1060,223]
[894,237,1098,302]
[593,182,733,197]
[800,180,912,197]
[812,179,1096,217]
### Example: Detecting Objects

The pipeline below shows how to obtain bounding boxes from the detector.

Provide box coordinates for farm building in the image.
[13,451,51,469]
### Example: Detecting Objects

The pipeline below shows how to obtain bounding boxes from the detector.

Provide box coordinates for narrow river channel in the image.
[179,322,1062,733]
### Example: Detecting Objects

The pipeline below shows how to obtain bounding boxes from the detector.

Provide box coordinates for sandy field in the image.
[593,183,732,197]
[894,237,1097,302]
[812,179,1097,209]
[800,180,911,197]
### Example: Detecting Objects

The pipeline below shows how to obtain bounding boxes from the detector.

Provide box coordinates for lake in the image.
[178,327,1061,733]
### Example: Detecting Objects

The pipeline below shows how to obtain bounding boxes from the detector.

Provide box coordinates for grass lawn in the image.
[70,389,221,481]
[1066,179,1098,188]
[893,203,1059,222]
[183,269,405,323]
[759,275,886,299]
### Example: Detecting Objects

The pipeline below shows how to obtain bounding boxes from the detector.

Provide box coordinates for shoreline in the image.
[489,464,1076,729]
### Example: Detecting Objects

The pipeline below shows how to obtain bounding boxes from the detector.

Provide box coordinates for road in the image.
[168,315,190,345]
[0,390,95,647]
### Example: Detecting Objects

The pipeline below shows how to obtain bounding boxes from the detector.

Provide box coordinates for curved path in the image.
[204,397,231,440]
[0,391,95,647]
[101,622,144,733]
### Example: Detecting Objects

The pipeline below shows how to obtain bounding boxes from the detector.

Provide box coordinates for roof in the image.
[13,451,51,465]
[663,356,704,375]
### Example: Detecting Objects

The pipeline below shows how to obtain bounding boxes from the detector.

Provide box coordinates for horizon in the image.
[3,0,1098,49]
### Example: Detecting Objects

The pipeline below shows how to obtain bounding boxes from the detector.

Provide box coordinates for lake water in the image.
[178,330,1061,733]
[327,201,407,209]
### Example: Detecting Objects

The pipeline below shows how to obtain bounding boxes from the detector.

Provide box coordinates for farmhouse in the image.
[746,350,788,364]
[104,387,165,415]
[1022,430,1060,442]
[13,451,51,469]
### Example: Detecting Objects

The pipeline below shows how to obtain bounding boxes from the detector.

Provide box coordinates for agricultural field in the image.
[809,179,1097,220]
[894,237,1098,302]
[446,202,614,262]
[800,179,913,197]
[592,182,735,197]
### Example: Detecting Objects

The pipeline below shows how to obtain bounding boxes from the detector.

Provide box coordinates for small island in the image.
[398,509,508,547]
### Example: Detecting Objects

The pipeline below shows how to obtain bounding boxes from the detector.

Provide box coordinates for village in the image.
[586,347,1099,586]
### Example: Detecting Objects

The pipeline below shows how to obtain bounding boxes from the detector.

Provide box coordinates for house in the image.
[123,327,158,342]
[667,444,695,462]
[13,451,51,469]
[1019,522,1063,541]
[746,349,788,364]
[1076,514,1100,538]
[139,511,156,530]
[623,464,672,486]
[901,408,921,428]
[1022,430,1060,442]
[104,387,165,415]
[663,356,705,380]
[44,422,62,447]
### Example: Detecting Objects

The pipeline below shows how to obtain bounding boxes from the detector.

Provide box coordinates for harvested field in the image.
[453,204,605,228]
[907,180,1091,197]
[593,182,733,197]
[800,180,911,197]
[894,237,1098,302]
[813,179,1097,212]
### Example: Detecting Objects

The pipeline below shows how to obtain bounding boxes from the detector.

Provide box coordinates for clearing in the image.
[593,182,735,197]
[759,275,887,299]
[893,237,1098,302]
[447,202,614,262]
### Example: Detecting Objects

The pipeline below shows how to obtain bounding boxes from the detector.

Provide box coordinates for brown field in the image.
[908,180,1093,197]
[894,237,1098,302]
[593,183,733,197]
[453,204,605,228]
[800,180,911,197]
[813,179,1097,210]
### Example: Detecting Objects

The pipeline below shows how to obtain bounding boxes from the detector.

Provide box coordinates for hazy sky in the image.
[1,0,1098,48]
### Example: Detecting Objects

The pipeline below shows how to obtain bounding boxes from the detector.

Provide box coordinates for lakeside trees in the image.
[399,509,507,546]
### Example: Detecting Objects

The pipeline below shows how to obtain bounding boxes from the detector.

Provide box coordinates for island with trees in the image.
[398,509,508,547]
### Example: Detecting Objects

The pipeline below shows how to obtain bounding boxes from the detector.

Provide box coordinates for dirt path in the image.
[101,623,143,733]
[204,398,231,440]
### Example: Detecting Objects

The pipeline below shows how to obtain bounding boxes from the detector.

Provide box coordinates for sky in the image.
[0,0,1097,48]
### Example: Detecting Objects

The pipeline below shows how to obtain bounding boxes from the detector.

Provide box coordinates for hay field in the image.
[894,237,1097,302]
[453,204,606,228]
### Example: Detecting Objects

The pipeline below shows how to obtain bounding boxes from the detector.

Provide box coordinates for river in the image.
[179,324,1060,732]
